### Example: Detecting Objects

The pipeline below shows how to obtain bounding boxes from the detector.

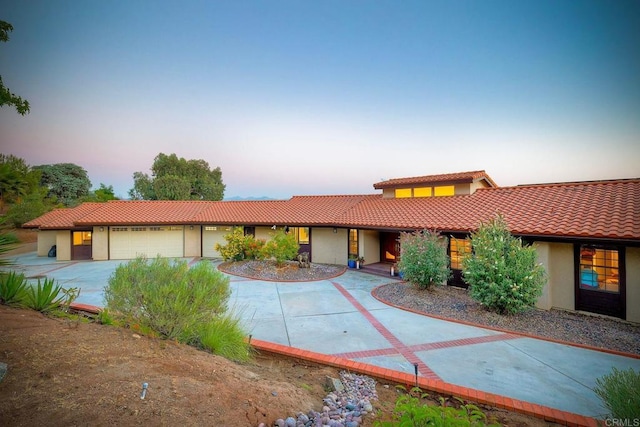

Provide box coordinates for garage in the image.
[202,225,232,258]
[109,226,184,260]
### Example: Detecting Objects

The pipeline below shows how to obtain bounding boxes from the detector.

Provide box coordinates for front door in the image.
[72,231,92,260]
[380,232,400,263]
[575,245,625,319]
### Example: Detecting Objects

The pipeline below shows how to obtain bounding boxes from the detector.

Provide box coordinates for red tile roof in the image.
[22,203,104,229]
[73,200,213,225]
[340,179,640,241]
[373,170,498,189]
[23,177,640,241]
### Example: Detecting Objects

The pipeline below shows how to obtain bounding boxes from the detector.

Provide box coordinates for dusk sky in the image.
[1,1,639,200]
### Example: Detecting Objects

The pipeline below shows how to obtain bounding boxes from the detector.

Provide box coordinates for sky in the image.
[1,1,639,200]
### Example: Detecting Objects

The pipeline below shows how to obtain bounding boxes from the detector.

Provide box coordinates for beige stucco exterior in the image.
[184,225,201,257]
[360,230,381,265]
[91,226,109,260]
[626,247,640,323]
[36,230,57,257]
[310,227,348,265]
[536,242,575,312]
[55,230,71,261]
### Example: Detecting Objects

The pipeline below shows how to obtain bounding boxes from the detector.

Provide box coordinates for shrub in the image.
[196,311,253,362]
[261,229,300,266]
[397,230,451,290]
[594,367,640,420]
[373,386,499,426]
[24,277,65,312]
[215,226,247,261]
[462,214,546,314]
[243,237,266,260]
[0,271,28,305]
[104,257,234,342]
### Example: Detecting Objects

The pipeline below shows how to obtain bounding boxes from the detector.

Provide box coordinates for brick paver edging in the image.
[371,285,640,360]
[251,338,600,427]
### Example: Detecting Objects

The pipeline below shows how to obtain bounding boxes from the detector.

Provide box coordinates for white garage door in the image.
[109,226,184,260]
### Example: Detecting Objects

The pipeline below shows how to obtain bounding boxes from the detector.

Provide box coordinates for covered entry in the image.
[72,231,92,260]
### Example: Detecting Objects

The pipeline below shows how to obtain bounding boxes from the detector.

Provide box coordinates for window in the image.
[434,185,455,196]
[73,231,92,246]
[348,229,358,258]
[450,237,471,270]
[395,188,412,198]
[414,187,432,197]
[579,245,619,293]
[297,227,310,244]
[112,227,128,232]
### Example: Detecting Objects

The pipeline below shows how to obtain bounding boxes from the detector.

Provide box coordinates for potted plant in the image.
[348,255,357,268]
[356,256,365,269]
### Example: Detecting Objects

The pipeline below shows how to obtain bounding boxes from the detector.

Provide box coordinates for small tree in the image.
[261,229,299,266]
[463,214,546,314]
[397,229,451,290]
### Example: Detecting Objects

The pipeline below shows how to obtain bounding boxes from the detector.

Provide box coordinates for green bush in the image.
[0,271,28,305]
[261,229,300,266]
[215,226,247,261]
[196,311,253,362]
[397,230,451,290]
[594,367,640,420]
[104,257,238,344]
[462,215,546,314]
[24,277,65,312]
[373,386,499,426]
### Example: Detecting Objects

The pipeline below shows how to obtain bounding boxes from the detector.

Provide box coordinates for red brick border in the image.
[251,338,600,427]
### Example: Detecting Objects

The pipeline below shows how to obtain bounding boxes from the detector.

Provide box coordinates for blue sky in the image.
[1,0,639,199]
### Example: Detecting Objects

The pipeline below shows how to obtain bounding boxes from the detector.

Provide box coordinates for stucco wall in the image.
[546,242,576,312]
[360,230,380,264]
[36,231,57,257]
[91,227,109,260]
[55,230,71,261]
[534,242,551,310]
[311,227,348,265]
[184,225,201,257]
[626,247,640,323]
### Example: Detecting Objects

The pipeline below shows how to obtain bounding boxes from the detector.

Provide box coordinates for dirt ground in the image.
[0,232,557,426]
[0,306,557,427]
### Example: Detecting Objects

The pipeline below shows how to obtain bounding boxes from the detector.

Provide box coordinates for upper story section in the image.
[373,170,498,199]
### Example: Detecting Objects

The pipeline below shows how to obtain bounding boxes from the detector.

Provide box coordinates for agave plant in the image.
[0,271,28,305]
[24,278,65,313]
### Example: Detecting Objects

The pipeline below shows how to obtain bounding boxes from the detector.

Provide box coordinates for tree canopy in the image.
[1,20,30,115]
[33,163,92,207]
[0,154,41,207]
[129,153,225,201]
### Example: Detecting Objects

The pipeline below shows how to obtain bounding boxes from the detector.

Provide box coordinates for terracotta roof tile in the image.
[74,200,213,225]
[23,177,640,241]
[22,203,104,229]
[373,170,498,189]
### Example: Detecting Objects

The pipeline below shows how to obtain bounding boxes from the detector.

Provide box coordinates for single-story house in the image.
[23,170,640,323]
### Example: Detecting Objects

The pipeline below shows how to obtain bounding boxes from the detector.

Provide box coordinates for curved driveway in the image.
[4,253,640,422]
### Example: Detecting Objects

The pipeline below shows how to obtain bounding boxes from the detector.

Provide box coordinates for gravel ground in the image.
[218,260,346,281]
[374,282,640,356]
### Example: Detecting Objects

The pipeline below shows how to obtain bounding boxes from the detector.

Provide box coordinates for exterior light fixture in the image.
[99,227,104,232]
[333,228,337,233]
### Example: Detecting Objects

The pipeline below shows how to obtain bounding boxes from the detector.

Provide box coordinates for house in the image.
[23,170,640,323]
